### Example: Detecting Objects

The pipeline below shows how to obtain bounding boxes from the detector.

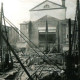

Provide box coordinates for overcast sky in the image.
[0,0,77,28]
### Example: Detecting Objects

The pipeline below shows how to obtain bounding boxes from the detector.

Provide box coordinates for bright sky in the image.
[0,0,77,28]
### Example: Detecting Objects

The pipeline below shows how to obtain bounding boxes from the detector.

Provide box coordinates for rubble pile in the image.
[14,48,63,80]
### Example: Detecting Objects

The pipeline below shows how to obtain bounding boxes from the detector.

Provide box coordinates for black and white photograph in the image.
[0,0,80,80]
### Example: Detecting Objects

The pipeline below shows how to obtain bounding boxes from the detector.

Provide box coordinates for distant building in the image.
[8,27,19,46]
[20,22,29,42]
[20,0,74,52]
[18,22,29,48]
[30,0,66,21]
[1,26,19,48]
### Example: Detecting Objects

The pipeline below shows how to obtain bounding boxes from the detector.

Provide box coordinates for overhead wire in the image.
[4,17,62,70]
[4,17,59,80]
[4,18,61,80]
[5,19,64,80]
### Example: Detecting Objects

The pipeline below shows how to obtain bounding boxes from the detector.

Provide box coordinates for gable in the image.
[34,15,60,27]
[37,15,60,22]
[30,0,65,11]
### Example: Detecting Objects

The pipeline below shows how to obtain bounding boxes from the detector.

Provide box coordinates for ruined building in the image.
[20,0,74,52]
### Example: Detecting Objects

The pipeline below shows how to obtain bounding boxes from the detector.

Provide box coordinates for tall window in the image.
[39,32,56,43]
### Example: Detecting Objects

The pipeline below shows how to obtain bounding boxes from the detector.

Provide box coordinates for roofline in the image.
[30,7,66,11]
[30,0,47,11]
[20,23,28,25]
[48,0,63,7]
[34,15,61,21]
[30,0,66,11]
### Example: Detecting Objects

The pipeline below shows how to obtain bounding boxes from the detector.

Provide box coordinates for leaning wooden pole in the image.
[1,32,33,80]
[77,0,80,63]
[66,19,75,80]
[0,3,3,63]
[0,3,33,80]
[77,0,80,78]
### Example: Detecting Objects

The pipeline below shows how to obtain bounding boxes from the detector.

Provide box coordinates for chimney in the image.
[62,0,65,7]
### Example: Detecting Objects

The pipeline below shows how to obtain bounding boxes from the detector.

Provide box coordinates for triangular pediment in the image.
[37,15,60,21]
[30,0,65,11]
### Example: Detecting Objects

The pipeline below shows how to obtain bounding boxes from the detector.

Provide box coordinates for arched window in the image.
[44,4,50,9]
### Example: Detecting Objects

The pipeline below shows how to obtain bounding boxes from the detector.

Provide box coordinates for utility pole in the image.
[77,0,80,63]
[57,22,60,53]
[66,19,76,80]
[66,1,80,80]
[77,0,80,78]
[69,19,72,55]
[0,3,3,63]
[45,19,49,54]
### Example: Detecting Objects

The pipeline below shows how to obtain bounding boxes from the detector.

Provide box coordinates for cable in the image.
[4,19,64,80]
[4,17,62,70]
[4,18,60,79]
[4,19,61,80]
[5,17,61,65]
